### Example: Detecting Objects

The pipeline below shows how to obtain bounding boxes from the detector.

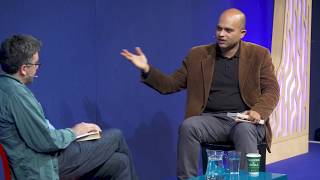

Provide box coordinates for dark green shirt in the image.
[0,74,76,180]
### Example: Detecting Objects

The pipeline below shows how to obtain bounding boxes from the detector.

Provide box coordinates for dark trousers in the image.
[177,113,265,180]
[58,129,138,180]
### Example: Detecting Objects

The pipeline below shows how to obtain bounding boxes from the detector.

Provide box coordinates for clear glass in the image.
[227,151,241,174]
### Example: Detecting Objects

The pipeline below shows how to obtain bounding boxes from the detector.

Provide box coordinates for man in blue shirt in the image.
[0,35,138,180]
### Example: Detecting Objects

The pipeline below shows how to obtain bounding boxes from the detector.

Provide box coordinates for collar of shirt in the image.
[216,43,241,60]
[0,74,23,84]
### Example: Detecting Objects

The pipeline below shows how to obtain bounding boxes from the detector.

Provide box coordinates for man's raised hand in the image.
[121,47,150,73]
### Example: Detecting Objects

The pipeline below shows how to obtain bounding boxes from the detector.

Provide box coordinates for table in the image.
[188,171,287,180]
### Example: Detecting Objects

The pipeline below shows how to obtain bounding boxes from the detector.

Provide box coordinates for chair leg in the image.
[201,145,208,174]
[258,144,267,172]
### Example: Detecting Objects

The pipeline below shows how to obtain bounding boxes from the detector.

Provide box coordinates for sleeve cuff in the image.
[141,70,150,79]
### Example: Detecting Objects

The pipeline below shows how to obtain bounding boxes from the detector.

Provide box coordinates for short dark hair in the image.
[0,35,42,74]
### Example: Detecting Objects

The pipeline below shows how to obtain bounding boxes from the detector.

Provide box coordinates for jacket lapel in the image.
[239,41,250,91]
[201,45,216,104]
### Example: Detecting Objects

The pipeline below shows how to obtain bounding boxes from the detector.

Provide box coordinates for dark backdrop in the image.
[0,0,274,179]
[310,0,320,140]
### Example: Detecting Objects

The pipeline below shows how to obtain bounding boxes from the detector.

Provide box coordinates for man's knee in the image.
[231,123,257,140]
[102,128,124,141]
[179,116,202,135]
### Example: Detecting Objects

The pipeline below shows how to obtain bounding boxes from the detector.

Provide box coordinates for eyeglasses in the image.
[26,63,42,67]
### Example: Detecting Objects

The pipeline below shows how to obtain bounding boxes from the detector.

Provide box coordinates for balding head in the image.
[220,8,246,30]
[215,8,247,56]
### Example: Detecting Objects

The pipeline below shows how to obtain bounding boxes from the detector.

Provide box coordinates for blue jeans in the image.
[58,129,138,180]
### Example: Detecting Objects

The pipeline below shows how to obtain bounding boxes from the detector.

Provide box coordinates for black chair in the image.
[201,141,267,174]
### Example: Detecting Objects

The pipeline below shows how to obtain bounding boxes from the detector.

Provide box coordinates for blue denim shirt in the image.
[0,74,76,180]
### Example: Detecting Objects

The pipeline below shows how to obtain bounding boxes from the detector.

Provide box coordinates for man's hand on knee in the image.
[71,122,102,137]
[244,110,261,124]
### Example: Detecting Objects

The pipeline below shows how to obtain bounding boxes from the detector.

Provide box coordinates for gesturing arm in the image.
[121,47,188,94]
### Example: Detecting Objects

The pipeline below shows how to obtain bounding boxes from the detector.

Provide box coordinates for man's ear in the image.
[240,29,247,39]
[19,64,28,76]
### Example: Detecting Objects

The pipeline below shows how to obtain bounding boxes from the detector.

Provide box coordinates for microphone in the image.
[31,75,38,78]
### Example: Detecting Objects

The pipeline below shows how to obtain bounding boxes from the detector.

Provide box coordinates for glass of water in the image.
[206,150,225,180]
[227,151,241,174]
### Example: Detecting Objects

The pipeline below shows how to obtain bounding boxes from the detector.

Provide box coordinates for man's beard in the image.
[220,41,239,52]
[24,75,34,85]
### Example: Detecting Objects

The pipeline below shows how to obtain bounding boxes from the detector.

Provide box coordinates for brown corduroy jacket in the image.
[142,41,280,152]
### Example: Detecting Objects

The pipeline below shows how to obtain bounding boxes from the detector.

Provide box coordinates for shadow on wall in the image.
[58,101,75,128]
[128,111,176,180]
[57,97,111,129]
[83,96,111,129]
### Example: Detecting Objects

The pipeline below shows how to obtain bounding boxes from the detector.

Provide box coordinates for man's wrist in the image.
[143,64,150,73]
[67,128,77,139]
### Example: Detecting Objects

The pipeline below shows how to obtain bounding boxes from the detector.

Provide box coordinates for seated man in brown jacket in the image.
[121,8,279,180]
